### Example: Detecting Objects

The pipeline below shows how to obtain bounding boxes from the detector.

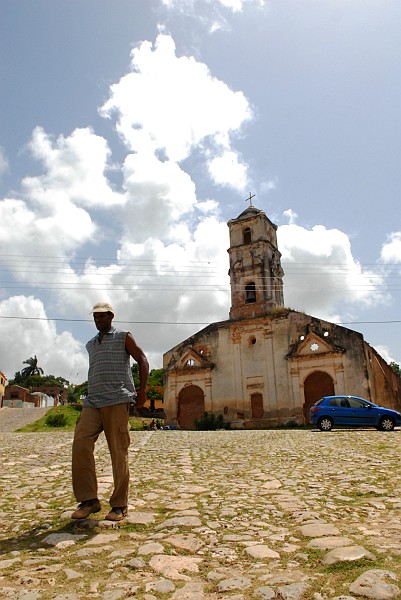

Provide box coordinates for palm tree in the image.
[21,355,44,379]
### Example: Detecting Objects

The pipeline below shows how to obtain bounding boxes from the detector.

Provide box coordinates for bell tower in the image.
[227,203,284,320]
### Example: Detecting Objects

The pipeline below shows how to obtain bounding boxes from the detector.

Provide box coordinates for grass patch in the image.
[129,417,147,430]
[16,407,151,432]
[318,559,381,597]
[323,558,378,574]
[303,548,323,568]
[374,443,391,451]
[343,489,388,499]
[16,405,82,432]
[269,306,292,317]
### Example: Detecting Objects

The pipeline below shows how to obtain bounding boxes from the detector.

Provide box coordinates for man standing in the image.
[71,302,149,521]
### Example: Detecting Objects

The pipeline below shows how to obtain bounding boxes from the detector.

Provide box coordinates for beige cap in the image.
[91,301,114,314]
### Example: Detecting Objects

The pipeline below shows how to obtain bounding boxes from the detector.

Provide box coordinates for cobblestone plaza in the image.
[1,419,401,599]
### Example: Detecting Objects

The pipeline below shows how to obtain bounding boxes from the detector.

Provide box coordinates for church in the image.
[163,204,401,429]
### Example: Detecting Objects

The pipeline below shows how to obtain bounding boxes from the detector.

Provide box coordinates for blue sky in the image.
[0,0,400,384]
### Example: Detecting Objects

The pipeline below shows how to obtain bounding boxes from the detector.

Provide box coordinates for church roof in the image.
[235,205,263,220]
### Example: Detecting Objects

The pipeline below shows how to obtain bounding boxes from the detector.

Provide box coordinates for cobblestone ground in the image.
[1,427,401,600]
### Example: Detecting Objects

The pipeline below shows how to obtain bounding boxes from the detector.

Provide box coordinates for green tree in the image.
[68,382,88,404]
[11,371,23,385]
[390,362,401,378]
[131,366,164,413]
[20,355,44,380]
[148,368,163,387]
[131,365,163,389]
[8,373,69,390]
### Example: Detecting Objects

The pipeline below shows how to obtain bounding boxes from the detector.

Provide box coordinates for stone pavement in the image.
[1,427,401,600]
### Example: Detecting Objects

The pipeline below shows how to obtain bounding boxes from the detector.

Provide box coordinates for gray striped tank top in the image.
[84,328,136,408]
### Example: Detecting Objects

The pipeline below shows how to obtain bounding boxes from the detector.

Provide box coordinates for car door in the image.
[331,397,352,425]
[346,397,376,426]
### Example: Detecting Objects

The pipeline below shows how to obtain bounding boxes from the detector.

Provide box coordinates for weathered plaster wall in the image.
[163,310,401,429]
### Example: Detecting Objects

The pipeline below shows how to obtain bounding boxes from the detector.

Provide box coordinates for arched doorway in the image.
[177,385,205,430]
[303,371,335,424]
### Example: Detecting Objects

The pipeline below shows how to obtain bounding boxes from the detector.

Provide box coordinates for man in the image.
[71,302,149,521]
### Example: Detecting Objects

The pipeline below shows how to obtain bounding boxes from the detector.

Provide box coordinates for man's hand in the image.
[136,389,147,408]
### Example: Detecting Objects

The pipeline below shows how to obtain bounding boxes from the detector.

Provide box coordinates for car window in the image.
[348,398,364,408]
[313,399,324,406]
[329,397,350,407]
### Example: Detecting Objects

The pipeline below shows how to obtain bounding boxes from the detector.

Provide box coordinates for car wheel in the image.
[317,416,333,431]
[378,416,395,431]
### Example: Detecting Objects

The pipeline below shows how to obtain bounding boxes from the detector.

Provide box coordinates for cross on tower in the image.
[245,192,255,207]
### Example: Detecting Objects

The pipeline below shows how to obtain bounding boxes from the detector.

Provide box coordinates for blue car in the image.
[310,395,401,431]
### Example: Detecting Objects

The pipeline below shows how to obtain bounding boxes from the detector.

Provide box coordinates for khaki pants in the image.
[72,403,131,507]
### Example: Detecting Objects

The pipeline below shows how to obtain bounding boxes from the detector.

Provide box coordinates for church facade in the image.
[163,206,401,429]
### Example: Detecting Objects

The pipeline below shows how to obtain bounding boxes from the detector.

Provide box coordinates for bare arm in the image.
[125,333,149,408]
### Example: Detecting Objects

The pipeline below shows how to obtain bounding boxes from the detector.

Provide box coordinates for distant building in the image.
[32,386,67,405]
[163,205,401,430]
[3,385,53,408]
[139,395,164,417]
[4,385,34,408]
[30,391,55,408]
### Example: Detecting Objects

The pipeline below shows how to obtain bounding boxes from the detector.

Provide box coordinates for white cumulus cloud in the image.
[381,232,401,263]
[208,150,248,190]
[278,222,387,321]
[121,151,196,242]
[0,296,87,384]
[100,34,252,167]
[161,0,266,12]
[24,127,124,208]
